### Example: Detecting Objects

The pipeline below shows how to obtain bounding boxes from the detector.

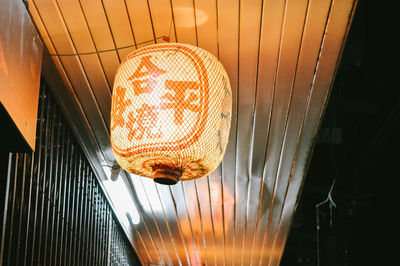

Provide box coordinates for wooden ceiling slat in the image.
[125,0,156,48]
[30,0,114,166]
[77,0,116,51]
[182,180,209,265]
[29,1,112,188]
[139,178,182,265]
[28,0,357,264]
[102,0,136,49]
[77,1,120,86]
[55,1,112,129]
[45,7,114,164]
[269,1,358,265]
[235,0,264,264]
[56,0,96,53]
[246,0,288,264]
[250,0,286,183]
[156,184,191,265]
[53,57,113,163]
[148,0,177,43]
[168,186,193,266]
[130,176,172,265]
[208,166,225,265]
[102,0,137,60]
[79,55,112,127]
[264,0,333,264]
[133,227,152,263]
[170,183,202,265]
[175,2,222,264]
[215,0,240,264]
[27,1,54,54]
[258,0,310,263]
[171,0,198,45]
[96,52,119,90]
[31,0,75,54]
[130,208,162,264]
[194,0,219,57]
[196,177,219,265]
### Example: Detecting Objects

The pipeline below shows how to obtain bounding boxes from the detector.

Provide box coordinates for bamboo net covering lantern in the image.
[111,43,231,185]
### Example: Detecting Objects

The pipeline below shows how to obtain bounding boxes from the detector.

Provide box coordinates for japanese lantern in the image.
[111,43,231,185]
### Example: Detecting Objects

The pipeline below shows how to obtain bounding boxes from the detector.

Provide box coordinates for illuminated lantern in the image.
[111,43,231,185]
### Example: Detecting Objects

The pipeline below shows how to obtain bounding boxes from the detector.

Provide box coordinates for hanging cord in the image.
[316,179,336,266]
[102,160,121,181]
[44,36,170,57]
[45,16,175,57]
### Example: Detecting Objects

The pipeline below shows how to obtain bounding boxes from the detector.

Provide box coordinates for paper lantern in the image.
[111,43,231,185]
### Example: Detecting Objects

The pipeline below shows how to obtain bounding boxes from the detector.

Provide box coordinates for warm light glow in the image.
[130,173,163,212]
[173,7,208,27]
[111,43,232,184]
[103,167,140,226]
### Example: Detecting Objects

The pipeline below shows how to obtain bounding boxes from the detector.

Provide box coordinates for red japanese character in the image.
[128,55,166,96]
[126,104,162,141]
[111,86,132,130]
[161,80,201,125]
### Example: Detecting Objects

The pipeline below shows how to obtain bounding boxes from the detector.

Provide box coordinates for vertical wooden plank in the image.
[78,0,121,86]
[156,183,191,265]
[52,0,112,129]
[171,0,198,45]
[48,112,62,265]
[269,1,357,265]
[148,0,178,43]
[136,176,180,265]
[14,154,27,265]
[196,177,218,265]
[132,177,169,265]
[208,167,226,265]
[102,0,136,48]
[261,1,308,261]
[0,153,12,266]
[42,98,57,265]
[262,0,333,264]
[23,145,36,266]
[194,0,219,56]
[234,0,264,264]
[170,184,204,265]
[182,180,208,265]
[125,0,156,48]
[216,0,239,263]
[30,1,110,181]
[31,0,114,166]
[5,154,19,265]
[246,0,287,264]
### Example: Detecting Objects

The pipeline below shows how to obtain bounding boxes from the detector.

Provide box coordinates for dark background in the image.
[281,0,398,265]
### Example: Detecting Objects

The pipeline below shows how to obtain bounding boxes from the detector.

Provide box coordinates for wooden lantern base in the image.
[153,167,182,185]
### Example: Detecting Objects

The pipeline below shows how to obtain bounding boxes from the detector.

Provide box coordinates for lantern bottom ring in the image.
[153,168,182,185]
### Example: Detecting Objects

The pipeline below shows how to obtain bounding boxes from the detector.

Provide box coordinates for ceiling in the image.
[281,1,399,264]
[27,0,357,265]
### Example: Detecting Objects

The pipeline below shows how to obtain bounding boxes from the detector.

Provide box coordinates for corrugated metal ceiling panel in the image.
[27,0,357,264]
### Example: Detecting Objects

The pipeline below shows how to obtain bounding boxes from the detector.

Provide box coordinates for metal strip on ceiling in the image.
[27,0,357,265]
